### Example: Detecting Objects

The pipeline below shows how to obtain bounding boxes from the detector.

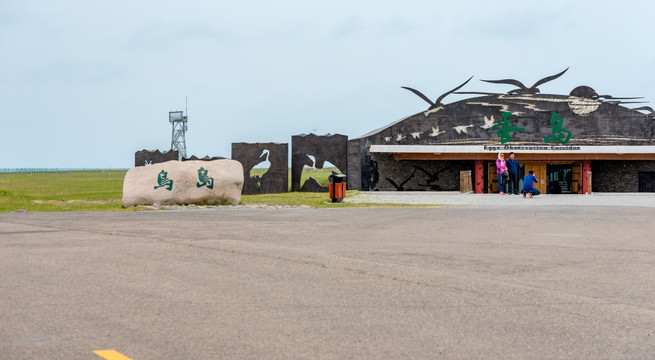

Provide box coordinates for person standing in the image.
[522,170,540,198]
[496,153,508,195]
[506,152,519,195]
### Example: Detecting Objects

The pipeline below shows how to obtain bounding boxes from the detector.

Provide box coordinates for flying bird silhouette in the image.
[402,76,473,110]
[429,126,445,137]
[569,85,644,102]
[481,68,569,95]
[415,163,455,185]
[632,106,654,114]
[453,125,474,134]
[453,90,504,96]
[480,115,496,129]
[604,100,647,105]
[385,169,417,191]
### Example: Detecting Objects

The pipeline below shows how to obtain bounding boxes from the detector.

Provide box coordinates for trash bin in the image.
[328,171,347,203]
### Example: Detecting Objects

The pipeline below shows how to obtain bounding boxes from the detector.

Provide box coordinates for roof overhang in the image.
[370,145,655,161]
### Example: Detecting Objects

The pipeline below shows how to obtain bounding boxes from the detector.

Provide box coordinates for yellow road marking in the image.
[93,350,132,360]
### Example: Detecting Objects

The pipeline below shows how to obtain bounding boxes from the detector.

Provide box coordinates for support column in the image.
[582,160,591,194]
[475,160,484,194]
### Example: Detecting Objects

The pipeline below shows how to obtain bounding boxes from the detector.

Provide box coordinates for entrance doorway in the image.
[639,172,655,192]
[487,161,583,194]
[545,163,581,194]
[521,162,547,194]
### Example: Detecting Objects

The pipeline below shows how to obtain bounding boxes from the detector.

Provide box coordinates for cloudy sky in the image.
[2,0,654,168]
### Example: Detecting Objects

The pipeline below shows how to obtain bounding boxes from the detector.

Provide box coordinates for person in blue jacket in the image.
[506,152,519,195]
[522,170,540,198]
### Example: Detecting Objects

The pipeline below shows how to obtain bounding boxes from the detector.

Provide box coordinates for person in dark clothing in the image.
[548,180,562,194]
[506,152,519,195]
[522,170,540,198]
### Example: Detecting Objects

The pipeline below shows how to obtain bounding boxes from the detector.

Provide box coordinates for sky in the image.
[2,0,654,169]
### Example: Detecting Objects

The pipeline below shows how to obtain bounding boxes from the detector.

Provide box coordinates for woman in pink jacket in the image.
[496,153,508,195]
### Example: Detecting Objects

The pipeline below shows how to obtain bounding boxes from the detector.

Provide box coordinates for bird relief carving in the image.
[453,125,474,134]
[480,115,496,129]
[429,126,445,137]
[396,133,406,142]
[410,132,421,139]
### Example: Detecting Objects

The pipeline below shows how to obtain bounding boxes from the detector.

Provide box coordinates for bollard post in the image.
[587,171,592,194]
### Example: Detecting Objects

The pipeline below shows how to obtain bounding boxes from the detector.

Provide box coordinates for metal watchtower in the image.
[169,111,187,161]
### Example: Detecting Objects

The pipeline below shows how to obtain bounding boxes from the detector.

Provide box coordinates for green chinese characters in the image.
[153,168,215,191]
[544,111,572,145]
[492,112,526,144]
[154,170,173,191]
[491,111,571,145]
[196,167,214,189]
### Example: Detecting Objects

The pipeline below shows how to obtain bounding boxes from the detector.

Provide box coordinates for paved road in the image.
[1,205,654,359]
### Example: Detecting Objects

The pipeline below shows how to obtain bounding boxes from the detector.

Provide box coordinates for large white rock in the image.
[122,160,244,207]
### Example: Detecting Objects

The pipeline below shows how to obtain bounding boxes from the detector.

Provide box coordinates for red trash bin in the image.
[328,172,347,203]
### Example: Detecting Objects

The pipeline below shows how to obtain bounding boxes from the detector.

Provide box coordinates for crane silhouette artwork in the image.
[250,149,271,189]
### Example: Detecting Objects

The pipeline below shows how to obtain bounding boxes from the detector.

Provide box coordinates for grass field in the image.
[0,168,364,213]
[0,170,127,212]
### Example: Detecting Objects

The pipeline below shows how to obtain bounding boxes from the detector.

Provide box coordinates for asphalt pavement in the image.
[1,199,654,359]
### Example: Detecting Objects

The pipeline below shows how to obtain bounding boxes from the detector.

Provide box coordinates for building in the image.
[348,73,655,193]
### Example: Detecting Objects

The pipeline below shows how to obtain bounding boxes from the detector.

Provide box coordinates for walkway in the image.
[347,191,655,207]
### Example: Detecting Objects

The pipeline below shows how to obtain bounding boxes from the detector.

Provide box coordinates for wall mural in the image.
[375,155,472,191]
[231,142,288,195]
[291,134,348,192]
[384,163,456,191]
[362,155,379,191]
[385,169,416,191]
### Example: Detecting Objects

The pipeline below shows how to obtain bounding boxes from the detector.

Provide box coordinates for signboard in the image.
[369,145,655,154]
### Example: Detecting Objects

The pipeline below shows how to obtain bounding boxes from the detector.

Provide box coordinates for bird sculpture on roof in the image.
[481,68,569,95]
[402,76,473,110]
[632,106,654,116]
[569,85,644,104]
